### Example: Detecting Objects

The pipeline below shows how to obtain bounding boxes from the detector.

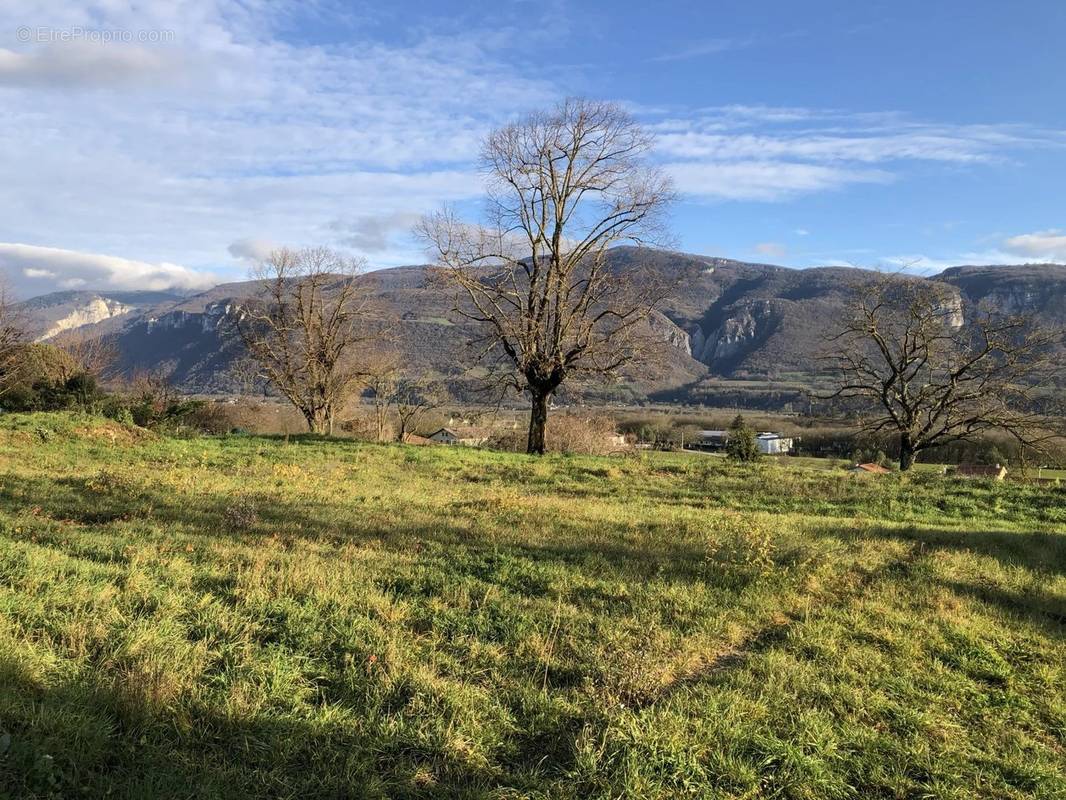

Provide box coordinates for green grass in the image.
[1,412,1064,799]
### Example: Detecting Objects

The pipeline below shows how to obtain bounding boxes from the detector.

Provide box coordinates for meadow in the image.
[0,412,1064,799]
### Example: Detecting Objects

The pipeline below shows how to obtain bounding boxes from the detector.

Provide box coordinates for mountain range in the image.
[16,248,1066,405]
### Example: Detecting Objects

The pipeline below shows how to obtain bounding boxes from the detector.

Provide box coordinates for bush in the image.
[488,413,626,455]
[104,404,136,427]
[709,513,777,578]
[725,415,761,462]
[546,413,626,455]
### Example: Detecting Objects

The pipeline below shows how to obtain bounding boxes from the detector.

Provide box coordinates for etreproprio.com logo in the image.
[16,26,176,44]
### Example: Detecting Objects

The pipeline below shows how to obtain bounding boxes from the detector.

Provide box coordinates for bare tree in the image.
[0,280,26,397]
[820,275,1063,470]
[362,351,400,442]
[360,346,445,443]
[234,247,376,435]
[53,331,120,385]
[394,378,444,442]
[128,369,180,417]
[226,355,265,398]
[419,98,675,454]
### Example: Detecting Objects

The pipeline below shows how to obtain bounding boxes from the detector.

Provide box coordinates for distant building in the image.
[850,462,892,475]
[688,429,794,454]
[955,463,1008,481]
[690,430,729,451]
[755,432,793,455]
[426,426,493,447]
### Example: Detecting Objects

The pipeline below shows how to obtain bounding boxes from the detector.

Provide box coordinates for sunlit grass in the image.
[0,412,1063,799]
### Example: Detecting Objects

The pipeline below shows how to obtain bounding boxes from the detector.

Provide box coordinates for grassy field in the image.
[0,412,1064,799]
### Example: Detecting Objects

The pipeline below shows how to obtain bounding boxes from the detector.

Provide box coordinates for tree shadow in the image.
[835,524,1066,577]
[0,473,719,588]
[0,655,546,799]
[940,579,1066,636]
[818,524,1065,639]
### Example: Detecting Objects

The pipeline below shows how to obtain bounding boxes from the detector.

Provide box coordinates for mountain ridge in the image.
[15,249,1066,402]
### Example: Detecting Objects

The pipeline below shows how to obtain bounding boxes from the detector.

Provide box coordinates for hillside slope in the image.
[16,251,1066,400]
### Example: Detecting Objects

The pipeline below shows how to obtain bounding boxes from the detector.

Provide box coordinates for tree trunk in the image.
[527,390,550,455]
[304,407,330,435]
[899,434,916,471]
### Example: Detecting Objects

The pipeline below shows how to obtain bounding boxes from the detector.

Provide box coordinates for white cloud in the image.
[1002,230,1066,262]
[656,129,1020,164]
[874,248,1043,273]
[326,211,423,253]
[0,43,184,88]
[651,37,751,63]
[227,238,279,265]
[794,228,810,236]
[652,107,1062,202]
[0,243,217,295]
[666,161,892,201]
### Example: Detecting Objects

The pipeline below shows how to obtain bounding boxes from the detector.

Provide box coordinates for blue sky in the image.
[1,0,1064,296]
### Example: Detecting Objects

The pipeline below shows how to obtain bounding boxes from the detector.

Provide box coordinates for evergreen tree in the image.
[726,415,761,462]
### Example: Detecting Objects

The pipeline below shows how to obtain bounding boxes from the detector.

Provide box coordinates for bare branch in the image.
[228,247,380,435]
[417,98,676,454]
[817,273,1064,469]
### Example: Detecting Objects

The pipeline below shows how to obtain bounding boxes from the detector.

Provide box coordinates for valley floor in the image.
[0,413,1064,799]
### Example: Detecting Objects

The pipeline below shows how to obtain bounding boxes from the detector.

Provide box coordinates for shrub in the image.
[725,415,761,463]
[84,469,137,496]
[711,513,777,577]
[108,405,136,427]
[546,413,626,455]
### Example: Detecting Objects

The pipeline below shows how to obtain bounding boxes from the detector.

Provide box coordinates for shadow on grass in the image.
[821,524,1066,637]
[942,579,1066,633]
[845,524,1066,577]
[0,474,717,587]
[0,655,544,800]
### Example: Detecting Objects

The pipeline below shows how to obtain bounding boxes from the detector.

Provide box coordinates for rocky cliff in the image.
[15,250,1066,401]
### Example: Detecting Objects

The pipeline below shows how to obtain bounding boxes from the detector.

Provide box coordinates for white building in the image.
[755,432,793,455]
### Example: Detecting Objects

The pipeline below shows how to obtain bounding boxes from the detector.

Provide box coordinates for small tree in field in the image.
[419,98,675,454]
[725,414,761,462]
[362,352,400,442]
[393,378,444,442]
[53,331,119,385]
[235,247,376,435]
[820,275,1062,470]
[227,356,266,398]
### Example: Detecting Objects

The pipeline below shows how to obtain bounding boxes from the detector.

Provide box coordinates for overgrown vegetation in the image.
[1,412,1063,798]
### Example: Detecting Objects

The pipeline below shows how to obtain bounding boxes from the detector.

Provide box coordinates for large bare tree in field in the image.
[820,275,1063,470]
[419,98,675,454]
[235,247,376,435]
